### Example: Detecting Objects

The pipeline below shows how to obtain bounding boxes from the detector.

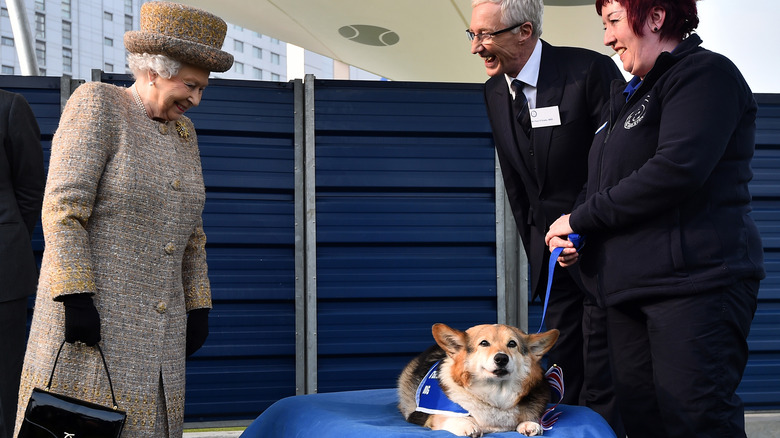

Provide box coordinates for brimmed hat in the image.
[124,1,234,72]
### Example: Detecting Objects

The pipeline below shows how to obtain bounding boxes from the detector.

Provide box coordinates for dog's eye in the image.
[479,340,490,347]
[507,340,517,348]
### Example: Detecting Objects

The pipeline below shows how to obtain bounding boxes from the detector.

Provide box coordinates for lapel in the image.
[488,77,537,194]
[533,41,563,193]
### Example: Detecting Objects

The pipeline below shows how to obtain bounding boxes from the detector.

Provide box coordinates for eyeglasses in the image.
[466,23,523,42]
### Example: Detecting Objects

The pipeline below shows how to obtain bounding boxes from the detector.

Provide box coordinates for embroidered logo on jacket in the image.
[624,104,646,129]
[624,95,651,129]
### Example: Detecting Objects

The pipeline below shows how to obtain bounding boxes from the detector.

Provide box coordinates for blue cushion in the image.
[241,389,616,437]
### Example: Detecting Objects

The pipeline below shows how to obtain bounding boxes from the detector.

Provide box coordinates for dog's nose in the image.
[494,353,509,367]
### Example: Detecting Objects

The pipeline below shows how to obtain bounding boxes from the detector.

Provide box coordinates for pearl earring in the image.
[149,81,154,87]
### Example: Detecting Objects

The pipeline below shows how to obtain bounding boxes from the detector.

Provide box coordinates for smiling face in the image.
[469,2,531,78]
[147,63,209,121]
[601,1,669,79]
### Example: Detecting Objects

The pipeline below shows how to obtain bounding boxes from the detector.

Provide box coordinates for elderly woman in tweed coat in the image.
[14,3,233,437]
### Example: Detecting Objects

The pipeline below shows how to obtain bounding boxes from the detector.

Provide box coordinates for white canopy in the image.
[176,0,609,83]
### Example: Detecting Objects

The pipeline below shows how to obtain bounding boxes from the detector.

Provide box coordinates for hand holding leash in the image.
[545,214,582,267]
[539,218,585,333]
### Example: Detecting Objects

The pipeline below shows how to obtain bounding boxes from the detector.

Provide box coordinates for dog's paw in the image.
[517,421,543,436]
[436,416,482,437]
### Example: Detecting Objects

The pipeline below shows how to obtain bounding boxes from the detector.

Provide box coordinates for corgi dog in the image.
[397,323,559,437]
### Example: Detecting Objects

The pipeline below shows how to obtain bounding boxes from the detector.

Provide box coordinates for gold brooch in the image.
[175,120,190,141]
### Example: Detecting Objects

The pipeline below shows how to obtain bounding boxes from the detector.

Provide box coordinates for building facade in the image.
[0,0,363,81]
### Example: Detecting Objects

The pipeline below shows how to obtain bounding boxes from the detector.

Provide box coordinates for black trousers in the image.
[607,280,759,438]
[0,297,28,438]
[543,267,624,437]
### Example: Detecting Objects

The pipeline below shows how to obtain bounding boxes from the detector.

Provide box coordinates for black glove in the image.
[186,308,210,357]
[62,293,101,346]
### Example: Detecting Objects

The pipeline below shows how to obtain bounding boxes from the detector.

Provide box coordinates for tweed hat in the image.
[124,1,233,72]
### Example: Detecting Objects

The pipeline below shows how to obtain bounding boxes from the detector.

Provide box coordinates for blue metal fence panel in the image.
[740,94,780,409]
[174,78,298,422]
[312,80,497,392]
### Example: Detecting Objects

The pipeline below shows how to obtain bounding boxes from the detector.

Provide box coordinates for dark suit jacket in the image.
[484,40,622,299]
[0,89,45,302]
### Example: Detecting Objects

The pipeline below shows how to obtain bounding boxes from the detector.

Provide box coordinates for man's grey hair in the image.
[127,53,181,79]
[472,0,544,39]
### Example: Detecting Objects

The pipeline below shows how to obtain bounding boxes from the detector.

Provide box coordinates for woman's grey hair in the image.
[127,53,181,79]
[472,0,544,39]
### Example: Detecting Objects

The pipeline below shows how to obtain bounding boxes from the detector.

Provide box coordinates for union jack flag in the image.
[541,364,564,430]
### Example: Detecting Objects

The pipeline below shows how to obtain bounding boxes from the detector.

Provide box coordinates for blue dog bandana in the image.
[414,361,469,417]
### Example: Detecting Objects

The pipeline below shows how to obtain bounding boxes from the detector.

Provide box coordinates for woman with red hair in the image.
[546,1,763,437]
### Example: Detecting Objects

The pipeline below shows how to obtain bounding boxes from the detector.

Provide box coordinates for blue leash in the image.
[537,233,584,333]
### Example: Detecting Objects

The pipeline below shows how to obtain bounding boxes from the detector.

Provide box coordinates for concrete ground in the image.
[746,411,780,438]
[183,411,780,437]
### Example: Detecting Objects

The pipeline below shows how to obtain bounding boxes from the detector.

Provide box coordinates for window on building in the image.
[104,37,113,47]
[124,0,133,14]
[35,41,45,66]
[39,68,46,75]
[253,68,262,80]
[271,53,280,65]
[63,48,72,73]
[271,73,280,81]
[1,37,13,47]
[104,11,113,21]
[125,14,133,32]
[62,21,71,46]
[2,65,14,75]
[270,38,280,45]
[1,8,8,17]
[233,24,243,31]
[62,0,71,19]
[253,46,262,59]
[105,63,114,72]
[234,61,244,74]
[35,0,45,12]
[234,40,243,53]
[35,13,45,39]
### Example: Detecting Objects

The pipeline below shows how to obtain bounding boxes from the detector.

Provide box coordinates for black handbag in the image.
[18,341,127,438]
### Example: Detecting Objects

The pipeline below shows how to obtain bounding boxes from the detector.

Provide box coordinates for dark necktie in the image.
[511,79,531,138]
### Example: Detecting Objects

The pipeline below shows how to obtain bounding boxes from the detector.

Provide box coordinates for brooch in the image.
[175,120,190,141]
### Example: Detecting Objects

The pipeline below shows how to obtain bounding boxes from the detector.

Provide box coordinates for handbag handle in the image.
[45,341,121,410]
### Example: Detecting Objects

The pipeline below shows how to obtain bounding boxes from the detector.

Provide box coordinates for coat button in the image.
[164,242,175,254]
[158,123,168,135]
[156,302,167,314]
[170,179,182,190]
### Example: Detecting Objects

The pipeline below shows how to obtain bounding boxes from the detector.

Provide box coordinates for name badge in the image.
[530,106,561,128]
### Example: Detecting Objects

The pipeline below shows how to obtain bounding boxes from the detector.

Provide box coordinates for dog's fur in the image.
[398,323,559,437]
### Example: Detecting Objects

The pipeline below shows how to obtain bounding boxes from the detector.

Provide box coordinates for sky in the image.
[695,0,778,93]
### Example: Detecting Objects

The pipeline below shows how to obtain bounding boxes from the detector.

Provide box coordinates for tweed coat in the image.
[15,82,211,437]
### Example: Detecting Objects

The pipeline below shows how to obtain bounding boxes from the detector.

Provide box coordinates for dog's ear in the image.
[527,329,559,359]
[431,323,467,357]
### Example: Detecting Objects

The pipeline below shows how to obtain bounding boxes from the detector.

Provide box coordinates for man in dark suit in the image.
[0,89,45,438]
[469,0,624,434]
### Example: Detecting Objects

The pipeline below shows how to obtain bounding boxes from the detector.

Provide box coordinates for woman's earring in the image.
[653,26,659,32]
[149,81,154,87]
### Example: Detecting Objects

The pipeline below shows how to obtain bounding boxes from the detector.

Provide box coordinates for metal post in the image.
[293,78,306,396]
[303,74,318,394]
[6,0,39,75]
[495,156,528,331]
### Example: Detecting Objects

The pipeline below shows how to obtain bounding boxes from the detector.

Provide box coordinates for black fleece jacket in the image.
[570,34,765,306]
